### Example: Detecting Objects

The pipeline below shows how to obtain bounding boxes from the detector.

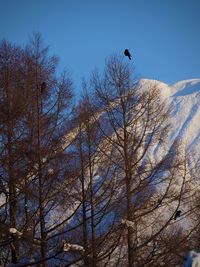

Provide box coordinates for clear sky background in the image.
[0,0,200,91]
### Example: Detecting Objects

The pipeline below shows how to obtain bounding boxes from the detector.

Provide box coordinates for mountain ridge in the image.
[141,78,200,163]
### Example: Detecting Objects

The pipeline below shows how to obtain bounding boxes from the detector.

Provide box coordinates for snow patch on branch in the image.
[9,228,22,237]
[63,242,85,253]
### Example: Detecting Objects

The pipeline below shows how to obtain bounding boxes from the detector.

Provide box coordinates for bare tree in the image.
[0,34,74,266]
[20,33,74,266]
[0,40,195,267]
[67,90,121,266]
[91,54,189,266]
[0,39,29,264]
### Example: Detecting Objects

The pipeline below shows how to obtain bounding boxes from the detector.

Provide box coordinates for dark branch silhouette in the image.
[41,81,46,94]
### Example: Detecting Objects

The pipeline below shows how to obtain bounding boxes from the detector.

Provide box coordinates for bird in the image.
[41,81,46,94]
[174,210,181,220]
[124,49,131,60]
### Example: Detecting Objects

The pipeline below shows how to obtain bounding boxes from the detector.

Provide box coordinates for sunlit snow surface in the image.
[140,79,200,163]
[62,78,200,164]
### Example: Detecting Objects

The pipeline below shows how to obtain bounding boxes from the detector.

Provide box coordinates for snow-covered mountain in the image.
[141,78,200,163]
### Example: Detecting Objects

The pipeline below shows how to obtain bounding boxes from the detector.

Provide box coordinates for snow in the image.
[169,79,200,162]
[139,79,172,99]
[2,77,200,266]
[184,251,200,267]
[61,78,200,165]
[139,79,200,164]
[63,242,85,252]
[9,228,22,237]
[172,79,200,96]
[9,228,18,234]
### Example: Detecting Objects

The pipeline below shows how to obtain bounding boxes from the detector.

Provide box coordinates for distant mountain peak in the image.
[140,78,200,162]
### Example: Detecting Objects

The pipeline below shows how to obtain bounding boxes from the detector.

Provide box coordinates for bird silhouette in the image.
[124,49,131,60]
[174,210,181,220]
[41,82,46,94]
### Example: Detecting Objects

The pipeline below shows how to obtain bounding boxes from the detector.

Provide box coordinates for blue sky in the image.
[0,0,200,90]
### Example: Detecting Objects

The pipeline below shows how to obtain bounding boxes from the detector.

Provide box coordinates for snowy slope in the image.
[63,78,200,164]
[141,78,200,162]
[170,79,200,160]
